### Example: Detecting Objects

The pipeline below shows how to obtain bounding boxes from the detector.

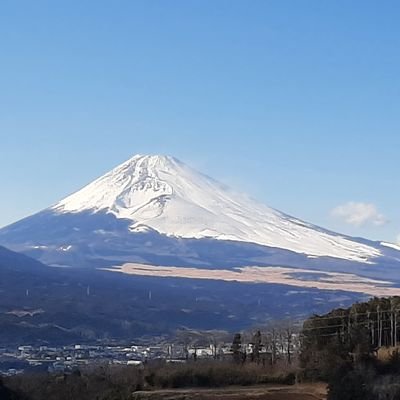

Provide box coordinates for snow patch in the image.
[58,245,72,252]
[381,242,400,252]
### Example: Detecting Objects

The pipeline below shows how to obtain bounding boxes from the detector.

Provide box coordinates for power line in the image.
[303,309,400,324]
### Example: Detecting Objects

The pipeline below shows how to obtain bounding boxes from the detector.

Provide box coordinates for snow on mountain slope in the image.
[52,154,380,263]
[381,242,400,252]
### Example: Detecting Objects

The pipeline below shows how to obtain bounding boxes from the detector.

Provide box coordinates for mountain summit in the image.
[44,154,378,262]
[1,153,400,291]
[1,155,400,342]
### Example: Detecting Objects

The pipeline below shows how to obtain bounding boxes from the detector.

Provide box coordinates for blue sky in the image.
[1,1,399,243]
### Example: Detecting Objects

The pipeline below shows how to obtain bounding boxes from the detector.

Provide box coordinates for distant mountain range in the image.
[1,154,400,343]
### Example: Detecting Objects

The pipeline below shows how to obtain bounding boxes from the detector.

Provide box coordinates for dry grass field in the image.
[132,383,327,400]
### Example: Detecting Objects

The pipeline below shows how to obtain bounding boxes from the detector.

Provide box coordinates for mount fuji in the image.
[1,154,400,296]
[51,155,380,262]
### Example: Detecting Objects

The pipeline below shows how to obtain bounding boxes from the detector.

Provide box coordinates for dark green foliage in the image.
[328,363,368,400]
[300,296,400,380]
[327,359,400,400]
[251,330,262,363]
[4,366,143,400]
[231,333,243,363]
[300,296,400,399]
[0,377,26,400]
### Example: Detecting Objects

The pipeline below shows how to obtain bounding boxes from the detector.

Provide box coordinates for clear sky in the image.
[1,1,399,243]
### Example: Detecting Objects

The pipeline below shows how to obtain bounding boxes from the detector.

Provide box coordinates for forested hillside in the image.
[301,297,400,399]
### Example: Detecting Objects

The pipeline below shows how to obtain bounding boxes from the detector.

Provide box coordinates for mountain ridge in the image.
[1,155,400,343]
[1,154,399,286]
[36,154,383,263]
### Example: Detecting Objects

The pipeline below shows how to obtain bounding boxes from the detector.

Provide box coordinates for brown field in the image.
[106,262,400,297]
[132,384,327,400]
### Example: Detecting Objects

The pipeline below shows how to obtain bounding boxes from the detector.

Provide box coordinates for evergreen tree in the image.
[231,333,242,363]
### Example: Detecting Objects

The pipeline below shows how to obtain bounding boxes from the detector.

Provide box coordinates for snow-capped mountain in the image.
[51,154,378,262]
[2,154,400,343]
[1,154,399,280]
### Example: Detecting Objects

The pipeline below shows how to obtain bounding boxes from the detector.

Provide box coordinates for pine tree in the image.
[231,333,242,363]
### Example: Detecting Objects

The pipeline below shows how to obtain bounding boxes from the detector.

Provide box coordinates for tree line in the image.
[300,296,400,400]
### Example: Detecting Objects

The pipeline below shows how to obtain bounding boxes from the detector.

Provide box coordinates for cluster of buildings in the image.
[0,332,300,377]
[0,343,168,376]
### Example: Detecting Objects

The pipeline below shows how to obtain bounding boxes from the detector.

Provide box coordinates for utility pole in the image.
[391,300,395,347]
